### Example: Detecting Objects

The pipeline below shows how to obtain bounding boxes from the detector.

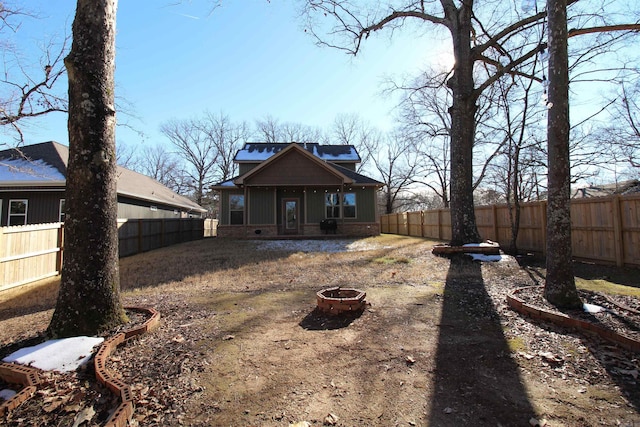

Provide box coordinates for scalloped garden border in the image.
[507,286,640,353]
[0,306,161,427]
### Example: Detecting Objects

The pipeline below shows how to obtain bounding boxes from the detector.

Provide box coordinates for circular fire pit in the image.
[316,287,366,315]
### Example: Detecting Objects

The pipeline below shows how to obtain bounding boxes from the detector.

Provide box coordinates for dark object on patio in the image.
[320,219,337,234]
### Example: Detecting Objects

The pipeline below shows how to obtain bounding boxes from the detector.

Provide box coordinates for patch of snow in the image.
[0,388,17,401]
[0,158,65,181]
[583,303,607,314]
[467,253,505,262]
[254,239,389,253]
[463,241,499,248]
[2,336,104,372]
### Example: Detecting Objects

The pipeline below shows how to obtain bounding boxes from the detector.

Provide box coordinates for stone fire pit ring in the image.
[316,287,366,315]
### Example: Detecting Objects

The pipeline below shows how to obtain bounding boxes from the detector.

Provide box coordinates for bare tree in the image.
[595,81,640,178]
[303,0,640,246]
[254,115,280,143]
[135,143,186,193]
[254,115,325,144]
[366,130,420,214]
[330,113,379,172]
[0,4,68,143]
[160,116,218,206]
[161,112,248,213]
[199,111,248,183]
[48,0,126,337]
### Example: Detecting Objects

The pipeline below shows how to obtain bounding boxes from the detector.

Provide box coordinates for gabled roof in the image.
[213,143,382,189]
[329,162,383,186]
[0,141,206,212]
[235,142,353,186]
[234,142,360,163]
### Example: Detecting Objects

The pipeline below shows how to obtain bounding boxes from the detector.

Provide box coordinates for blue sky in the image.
[6,1,450,148]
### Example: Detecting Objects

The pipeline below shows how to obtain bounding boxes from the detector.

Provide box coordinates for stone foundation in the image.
[216,222,380,238]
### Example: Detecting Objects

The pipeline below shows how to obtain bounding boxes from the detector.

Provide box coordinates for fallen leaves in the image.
[71,407,95,427]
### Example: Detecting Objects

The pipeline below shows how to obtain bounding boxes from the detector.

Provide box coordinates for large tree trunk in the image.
[544,0,581,308]
[48,0,127,337]
[446,3,482,246]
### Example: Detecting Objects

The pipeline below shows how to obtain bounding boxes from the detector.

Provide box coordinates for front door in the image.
[283,198,299,235]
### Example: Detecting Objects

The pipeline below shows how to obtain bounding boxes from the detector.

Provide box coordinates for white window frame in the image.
[59,199,66,222]
[8,199,28,226]
[342,193,357,219]
[229,194,244,225]
[325,192,340,219]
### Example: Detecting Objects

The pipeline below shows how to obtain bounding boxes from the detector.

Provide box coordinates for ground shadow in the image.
[427,254,536,426]
[517,255,640,289]
[299,307,364,330]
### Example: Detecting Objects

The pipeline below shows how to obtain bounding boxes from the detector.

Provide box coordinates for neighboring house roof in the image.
[572,179,640,198]
[0,141,206,213]
[234,142,361,163]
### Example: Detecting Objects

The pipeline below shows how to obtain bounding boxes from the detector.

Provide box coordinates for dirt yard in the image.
[1,235,639,426]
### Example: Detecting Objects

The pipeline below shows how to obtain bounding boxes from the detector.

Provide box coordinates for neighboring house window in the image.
[59,199,66,222]
[8,199,28,226]
[343,193,356,218]
[229,194,244,225]
[325,193,340,218]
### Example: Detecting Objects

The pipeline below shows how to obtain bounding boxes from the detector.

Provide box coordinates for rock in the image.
[324,413,339,425]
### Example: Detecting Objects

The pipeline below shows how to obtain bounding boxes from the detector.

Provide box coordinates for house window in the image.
[8,199,28,226]
[325,193,340,218]
[229,194,244,225]
[343,193,356,218]
[59,199,66,222]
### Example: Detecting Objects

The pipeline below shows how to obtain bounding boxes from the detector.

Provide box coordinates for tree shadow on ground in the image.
[428,254,536,426]
[517,255,640,289]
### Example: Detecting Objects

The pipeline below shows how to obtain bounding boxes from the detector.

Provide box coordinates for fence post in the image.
[137,219,143,255]
[611,195,624,267]
[540,201,547,256]
[56,223,64,273]
[492,205,498,242]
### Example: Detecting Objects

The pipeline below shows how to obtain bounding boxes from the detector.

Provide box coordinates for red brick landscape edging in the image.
[0,362,39,415]
[507,286,640,353]
[0,306,161,426]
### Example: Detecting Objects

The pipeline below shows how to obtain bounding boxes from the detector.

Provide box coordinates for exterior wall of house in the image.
[0,188,65,225]
[306,186,378,223]
[0,189,199,226]
[216,185,380,238]
[334,163,356,172]
[248,187,275,224]
[117,196,188,219]
[245,152,344,186]
[239,163,258,175]
[219,190,244,225]
[350,186,378,222]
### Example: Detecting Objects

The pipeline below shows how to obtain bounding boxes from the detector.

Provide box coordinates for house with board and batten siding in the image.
[212,142,383,238]
[0,141,206,226]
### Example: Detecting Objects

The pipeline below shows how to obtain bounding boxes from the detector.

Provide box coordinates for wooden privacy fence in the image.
[380,193,640,268]
[204,218,218,237]
[0,218,205,292]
